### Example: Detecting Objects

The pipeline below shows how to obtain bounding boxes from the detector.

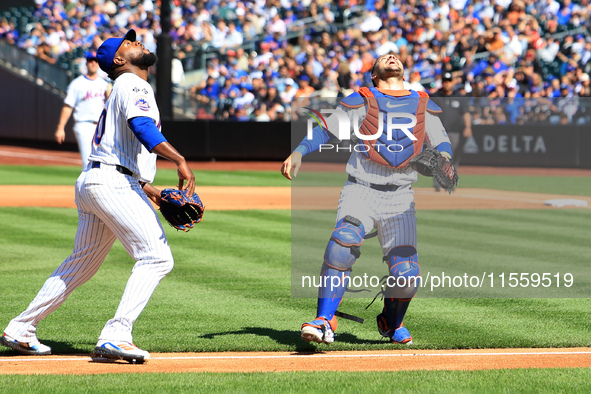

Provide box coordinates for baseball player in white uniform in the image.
[1,30,196,364]
[55,51,111,168]
[282,54,452,345]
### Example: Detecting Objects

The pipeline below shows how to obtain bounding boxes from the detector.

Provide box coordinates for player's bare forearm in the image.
[463,113,472,137]
[55,129,66,144]
[151,141,195,195]
[55,105,73,144]
[142,183,162,206]
[281,151,302,181]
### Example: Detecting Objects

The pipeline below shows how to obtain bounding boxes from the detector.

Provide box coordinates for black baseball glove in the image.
[409,147,459,193]
[159,188,205,232]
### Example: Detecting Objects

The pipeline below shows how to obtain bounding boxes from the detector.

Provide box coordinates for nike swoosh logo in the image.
[385,102,406,109]
[398,269,412,275]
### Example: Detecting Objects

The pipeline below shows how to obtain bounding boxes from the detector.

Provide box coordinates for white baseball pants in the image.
[5,164,174,344]
[335,181,417,255]
[73,121,97,169]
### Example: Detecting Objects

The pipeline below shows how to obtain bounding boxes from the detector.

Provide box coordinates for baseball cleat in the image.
[376,314,413,345]
[301,318,335,344]
[93,341,150,364]
[0,333,52,355]
[391,326,413,345]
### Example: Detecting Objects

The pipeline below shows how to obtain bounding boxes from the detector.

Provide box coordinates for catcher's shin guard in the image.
[316,264,350,321]
[380,246,420,337]
[316,216,365,321]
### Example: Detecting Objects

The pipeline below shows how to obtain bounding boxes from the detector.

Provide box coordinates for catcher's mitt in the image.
[409,147,459,193]
[159,188,205,232]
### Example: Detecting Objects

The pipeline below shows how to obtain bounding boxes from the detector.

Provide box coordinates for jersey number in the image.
[93,109,107,145]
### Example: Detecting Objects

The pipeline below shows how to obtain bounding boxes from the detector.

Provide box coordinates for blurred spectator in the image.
[36,40,56,64]
[294,75,315,98]
[232,82,255,111]
[579,74,591,97]
[405,71,426,92]
[266,11,286,37]
[171,52,185,88]
[375,30,399,56]
[253,104,271,121]
[280,79,298,105]
[223,21,243,50]
[193,76,220,115]
[211,19,228,49]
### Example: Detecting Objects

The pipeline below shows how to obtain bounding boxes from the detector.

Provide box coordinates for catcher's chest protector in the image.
[341,87,430,168]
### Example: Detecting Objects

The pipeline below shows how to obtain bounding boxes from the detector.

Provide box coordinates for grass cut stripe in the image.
[2,164,591,195]
[293,170,591,196]
[0,165,285,187]
[0,369,590,392]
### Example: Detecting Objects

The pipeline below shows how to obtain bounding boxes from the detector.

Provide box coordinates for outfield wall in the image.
[460,125,590,168]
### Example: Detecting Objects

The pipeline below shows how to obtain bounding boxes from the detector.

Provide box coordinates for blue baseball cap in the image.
[97,29,136,73]
[85,51,98,60]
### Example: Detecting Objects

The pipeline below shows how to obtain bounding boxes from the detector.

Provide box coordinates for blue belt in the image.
[91,161,133,177]
[347,175,400,192]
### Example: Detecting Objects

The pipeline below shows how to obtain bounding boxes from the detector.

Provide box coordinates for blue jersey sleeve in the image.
[294,125,333,156]
[128,117,167,151]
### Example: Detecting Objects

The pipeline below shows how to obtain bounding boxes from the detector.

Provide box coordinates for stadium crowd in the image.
[0,0,590,124]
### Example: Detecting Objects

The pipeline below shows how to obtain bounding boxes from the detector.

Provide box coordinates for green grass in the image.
[292,209,591,299]
[0,207,589,355]
[0,165,286,187]
[1,369,591,392]
[2,164,591,195]
[294,170,591,195]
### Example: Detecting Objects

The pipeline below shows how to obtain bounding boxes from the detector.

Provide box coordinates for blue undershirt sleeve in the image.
[293,125,334,156]
[128,117,167,151]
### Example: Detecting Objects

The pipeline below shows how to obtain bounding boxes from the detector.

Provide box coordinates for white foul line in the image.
[1,351,590,362]
[154,351,591,360]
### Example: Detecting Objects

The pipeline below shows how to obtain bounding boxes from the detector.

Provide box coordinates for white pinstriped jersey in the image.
[339,104,450,186]
[89,73,160,183]
[64,75,109,123]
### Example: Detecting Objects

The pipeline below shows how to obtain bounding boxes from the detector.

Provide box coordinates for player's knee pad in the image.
[323,216,365,271]
[384,246,420,300]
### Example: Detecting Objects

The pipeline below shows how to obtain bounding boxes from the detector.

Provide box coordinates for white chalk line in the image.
[0,150,81,164]
[1,350,590,363]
